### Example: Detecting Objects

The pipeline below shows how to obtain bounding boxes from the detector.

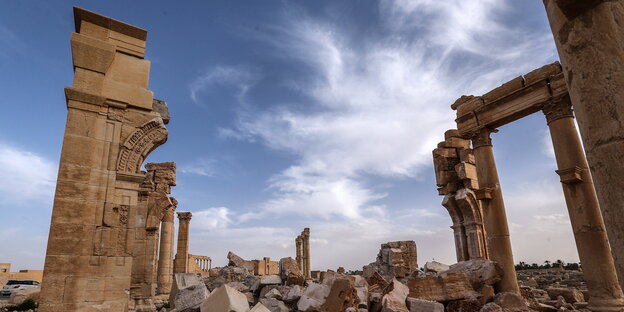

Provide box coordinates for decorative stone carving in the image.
[542,96,574,125]
[118,118,168,174]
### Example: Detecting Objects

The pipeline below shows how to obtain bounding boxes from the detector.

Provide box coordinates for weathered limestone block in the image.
[368,271,390,293]
[279,257,302,279]
[364,241,418,279]
[282,285,303,303]
[424,261,450,274]
[169,273,209,311]
[259,298,289,312]
[406,272,479,302]
[382,279,409,312]
[250,302,272,312]
[545,288,584,303]
[260,275,282,285]
[440,259,503,290]
[493,292,528,311]
[297,283,331,312]
[406,298,444,312]
[479,302,503,312]
[8,288,40,305]
[228,251,256,274]
[321,278,359,311]
[200,285,249,312]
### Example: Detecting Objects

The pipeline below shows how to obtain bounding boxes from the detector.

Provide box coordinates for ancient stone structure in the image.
[254,257,279,276]
[39,7,174,312]
[188,254,211,277]
[173,212,192,274]
[542,0,624,292]
[434,62,624,311]
[130,162,177,311]
[433,131,488,262]
[295,228,311,279]
[363,241,418,279]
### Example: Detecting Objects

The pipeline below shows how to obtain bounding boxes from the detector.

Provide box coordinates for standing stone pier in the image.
[543,0,624,290]
[173,212,192,274]
[295,228,311,279]
[295,235,304,274]
[39,7,171,312]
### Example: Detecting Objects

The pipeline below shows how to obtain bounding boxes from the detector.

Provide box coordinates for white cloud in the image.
[0,142,56,205]
[179,158,217,177]
[189,65,258,105]
[192,207,233,230]
[225,0,556,222]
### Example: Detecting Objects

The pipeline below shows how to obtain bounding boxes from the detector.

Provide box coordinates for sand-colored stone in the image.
[543,1,624,292]
[295,228,312,279]
[39,7,172,312]
[173,212,193,274]
[406,272,478,302]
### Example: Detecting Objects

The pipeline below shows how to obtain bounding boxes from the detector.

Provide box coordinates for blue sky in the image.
[0,1,580,271]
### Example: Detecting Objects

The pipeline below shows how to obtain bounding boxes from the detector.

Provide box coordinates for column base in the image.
[588,297,624,312]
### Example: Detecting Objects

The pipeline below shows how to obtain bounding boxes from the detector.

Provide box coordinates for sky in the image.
[0,1,581,272]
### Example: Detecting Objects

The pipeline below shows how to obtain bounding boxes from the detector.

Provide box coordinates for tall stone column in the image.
[173,212,192,274]
[543,0,624,288]
[471,129,519,294]
[302,228,311,279]
[157,204,176,295]
[543,97,624,312]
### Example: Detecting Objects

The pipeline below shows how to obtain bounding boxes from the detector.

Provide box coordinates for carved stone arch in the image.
[455,188,481,224]
[117,118,168,174]
[442,194,470,261]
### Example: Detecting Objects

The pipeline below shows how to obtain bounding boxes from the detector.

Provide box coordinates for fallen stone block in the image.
[406,272,478,302]
[200,284,250,312]
[283,285,304,303]
[260,275,282,285]
[264,288,282,300]
[297,282,331,311]
[279,257,302,279]
[170,273,209,311]
[440,259,502,289]
[260,298,289,312]
[364,241,418,279]
[367,271,389,293]
[529,303,558,312]
[382,278,409,312]
[8,287,40,305]
[424,261,450,274]
[228,251,256,274]
[545,287,584,303]
[250,302,271,312]
[322,278,359,311]
[479,302,503,312]
[406,298,444,312]
[493,292,528,311]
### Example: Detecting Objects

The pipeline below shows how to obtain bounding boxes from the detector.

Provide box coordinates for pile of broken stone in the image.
[162,242,589,312]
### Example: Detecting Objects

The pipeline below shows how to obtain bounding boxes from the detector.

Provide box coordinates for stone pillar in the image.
[471,128,519,294]
[157,204,176,295]
[543,0,624,288]
[296,235,304,271]
[173,212,192,274]
[302,228,311,279]
[543,97,624,312]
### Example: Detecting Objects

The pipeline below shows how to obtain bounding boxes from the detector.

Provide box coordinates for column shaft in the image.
[545,99,624,312]
[543,0,624,288]
[173,212,192,274]
[157,209,175,294]
[472,129,519,294]
[303,228,311,279]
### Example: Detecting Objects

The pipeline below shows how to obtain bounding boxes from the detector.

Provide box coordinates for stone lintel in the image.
[453,62,567,137]
[556,166,584,184]
[117,171,147,183]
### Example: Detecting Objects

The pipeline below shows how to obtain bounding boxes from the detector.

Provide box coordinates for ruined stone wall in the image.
[39,7,171,312]
[363,241,417,279]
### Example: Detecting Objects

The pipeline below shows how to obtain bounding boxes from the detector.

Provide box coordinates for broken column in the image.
[302,228,311,279]
[543,96,624,312]
[433,129,487,261]
[157,198,177,295]
[543,1,624,289]
[471,128,519,294]
[173,212,192,274]
[39,7,170,312]
[295,235,304,273]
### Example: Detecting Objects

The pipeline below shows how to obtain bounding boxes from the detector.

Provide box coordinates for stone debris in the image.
[406,272,479,302]
[321,278,359,311]
[545,287,585,303]
[297,283,331,311]
[382,279,409,312]
[8,287,40,305]
[170,273,210,312]
[364,241,418,279]
[493,292,528,311]
[424,261,450,274]
[260,275,282,285]
[406,298,444,312]
[479,302,503,312]
[249,302,271,312]
[440,259,503,290]
[200,284,249,312]
[228,252,257,274]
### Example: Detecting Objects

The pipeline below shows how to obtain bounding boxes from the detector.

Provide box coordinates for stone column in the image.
[173,212,192,274]
[543,97,624,311]
[157,206,176,295]
[302,228,311,279]
[296,236,304,271]
[471,128,519,294]
[543,0,624,288]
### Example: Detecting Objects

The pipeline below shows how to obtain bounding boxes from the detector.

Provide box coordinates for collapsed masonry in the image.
[433,62,624,312]
[363,241,418,280]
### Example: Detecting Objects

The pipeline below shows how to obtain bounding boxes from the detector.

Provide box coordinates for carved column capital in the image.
[543,95,574,124]
[471,128,497,148]
[177,212,192,222]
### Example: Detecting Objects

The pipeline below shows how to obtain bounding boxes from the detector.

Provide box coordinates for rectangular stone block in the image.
[523,62,561,86]
[455,162,477,180]
[106,53,150,88]
[433,147,457,159]
[73,67,105,94]
[102,77,153,110]
[46,223,95,256]
[50,197,98,225]
[70,32,115,74]
[482,76,525,104]
[406,272,478,302]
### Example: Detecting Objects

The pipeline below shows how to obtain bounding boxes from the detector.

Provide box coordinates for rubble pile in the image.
[516,268,590,312]
[154,242,588,312]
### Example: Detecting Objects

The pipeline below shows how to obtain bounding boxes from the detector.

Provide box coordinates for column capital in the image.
[543,95,573,124]
[177,212,192,222]
[471,128,497,148]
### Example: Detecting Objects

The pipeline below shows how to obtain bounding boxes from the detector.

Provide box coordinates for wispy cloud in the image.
[189,65,259,105]
[179,158,217,177]
[0,142,56,205]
